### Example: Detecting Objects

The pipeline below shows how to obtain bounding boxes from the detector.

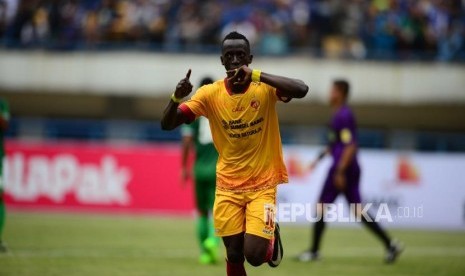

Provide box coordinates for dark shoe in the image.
[268,223,283,267]
[296,250,320,262]
[385,239,404,264]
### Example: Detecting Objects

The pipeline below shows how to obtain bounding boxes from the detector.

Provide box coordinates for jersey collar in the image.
[224,78,251,96]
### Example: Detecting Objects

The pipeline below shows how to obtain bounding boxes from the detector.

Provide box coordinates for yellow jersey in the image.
[179,79,289,192]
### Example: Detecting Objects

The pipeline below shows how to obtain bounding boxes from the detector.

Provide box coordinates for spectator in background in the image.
[4,0,39,45]
[176,0,203,47]
[0,0,463,61]
[0,1,7,37]
[260,17,289,55]
[367,0,403,59]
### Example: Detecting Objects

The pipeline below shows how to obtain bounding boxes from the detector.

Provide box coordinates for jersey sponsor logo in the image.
[232,106,245,112]
[221,120,230,130]
[225,117,265,139]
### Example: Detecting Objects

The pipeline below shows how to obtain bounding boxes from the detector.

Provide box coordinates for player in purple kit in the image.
[297,79,403,263]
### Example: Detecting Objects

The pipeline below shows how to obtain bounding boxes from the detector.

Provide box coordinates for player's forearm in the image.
[0,118,8,131]
[181,137,192,169]
[337,144,357,172]
[161,101,185,131]
[260,72,309,99]
[315,147,329,164]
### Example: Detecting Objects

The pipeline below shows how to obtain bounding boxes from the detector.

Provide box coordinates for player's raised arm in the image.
[161,70,194,131]
[228,65,309,99]
[259,71,308,99]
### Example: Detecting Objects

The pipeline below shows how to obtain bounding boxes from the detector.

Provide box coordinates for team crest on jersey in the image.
[250,99,260,111]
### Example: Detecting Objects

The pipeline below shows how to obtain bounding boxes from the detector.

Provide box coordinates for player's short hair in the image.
[333,79,350,99]
[222,31,250,52]
[200,77,214,86]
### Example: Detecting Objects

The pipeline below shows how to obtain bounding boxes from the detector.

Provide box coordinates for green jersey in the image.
[0,98,9,162]
[181,116,218,181]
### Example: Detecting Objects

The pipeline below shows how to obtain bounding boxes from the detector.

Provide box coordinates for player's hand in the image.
[227,65,252,86]
[334,170,346,192]
[174,69,193,99]
[308,160,318,172]
[180,167,190,187]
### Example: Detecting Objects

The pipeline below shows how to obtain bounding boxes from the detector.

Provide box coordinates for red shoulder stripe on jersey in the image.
[276,89,292,103]
[178,104,196,123]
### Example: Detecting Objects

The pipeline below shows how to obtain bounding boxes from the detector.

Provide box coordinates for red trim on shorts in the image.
[178,104,196,123]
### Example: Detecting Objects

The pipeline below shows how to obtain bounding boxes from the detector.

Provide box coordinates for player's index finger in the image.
[186,69,191,80]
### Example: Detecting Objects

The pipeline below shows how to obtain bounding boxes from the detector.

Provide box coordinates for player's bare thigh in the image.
[222,232,269,267]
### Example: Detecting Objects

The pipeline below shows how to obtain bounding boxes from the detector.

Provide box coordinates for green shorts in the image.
[193,163,216,212]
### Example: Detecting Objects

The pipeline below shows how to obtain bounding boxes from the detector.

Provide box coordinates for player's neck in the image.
[226,79,251,94]
[331,102,345,112]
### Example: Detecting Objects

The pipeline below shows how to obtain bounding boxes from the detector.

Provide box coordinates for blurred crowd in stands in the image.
[0,0,464,61]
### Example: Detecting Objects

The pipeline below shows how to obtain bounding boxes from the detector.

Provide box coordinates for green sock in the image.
[197,215,209,253]
[0,193,5,242]
[207,216,219,245]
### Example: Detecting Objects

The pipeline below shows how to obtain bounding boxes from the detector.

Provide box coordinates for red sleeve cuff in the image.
[276,90,291,103]
[179,104,196,123]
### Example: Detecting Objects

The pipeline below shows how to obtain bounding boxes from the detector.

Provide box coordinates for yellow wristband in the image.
[251,69,261,83]
[171,93,182,103]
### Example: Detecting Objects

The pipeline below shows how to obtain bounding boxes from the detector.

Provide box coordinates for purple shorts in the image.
[318,164,361,204]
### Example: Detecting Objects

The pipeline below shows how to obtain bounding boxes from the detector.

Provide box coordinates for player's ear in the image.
[220,55,225,66]
[248,54,253,64]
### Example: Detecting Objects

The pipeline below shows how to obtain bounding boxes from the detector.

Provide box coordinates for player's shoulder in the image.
[333,106,353,123]
[196,79,223,95]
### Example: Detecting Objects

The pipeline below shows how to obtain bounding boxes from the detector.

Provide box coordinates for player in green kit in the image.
[181,77,219,265]
[0,98,9,253]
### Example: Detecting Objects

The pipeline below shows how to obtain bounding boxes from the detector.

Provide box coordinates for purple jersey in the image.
[319,105,361,204]
[328,105,358,168]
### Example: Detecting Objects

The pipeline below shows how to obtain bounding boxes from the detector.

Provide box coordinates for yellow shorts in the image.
[213,187,277,240]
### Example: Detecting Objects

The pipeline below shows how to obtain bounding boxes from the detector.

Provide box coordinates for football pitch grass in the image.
[1,212,465,276]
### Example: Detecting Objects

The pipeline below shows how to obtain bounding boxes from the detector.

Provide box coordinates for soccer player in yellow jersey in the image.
[161,31,309,276]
